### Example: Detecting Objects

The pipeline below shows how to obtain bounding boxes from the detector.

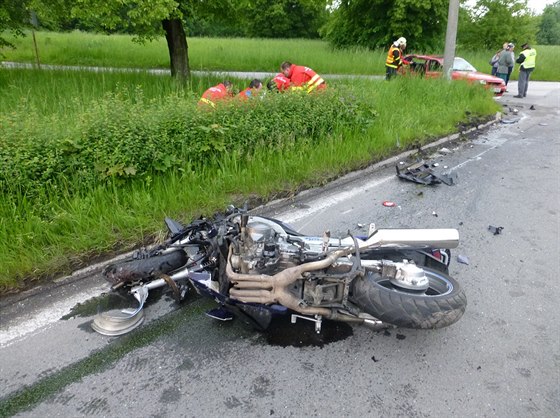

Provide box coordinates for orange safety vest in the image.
[198,83,230,108]
[287,64,326,93]
[386,45,402,69]
[271,73,291,91]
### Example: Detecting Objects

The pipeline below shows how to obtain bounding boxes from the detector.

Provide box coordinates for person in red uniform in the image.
[198,81,234,108]
[385,37,407,80]
[237,79,263,100]
[266,73,291,92]
[280,61,326,93]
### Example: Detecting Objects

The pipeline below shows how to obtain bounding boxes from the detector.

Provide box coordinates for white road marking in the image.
[0,285,108,348]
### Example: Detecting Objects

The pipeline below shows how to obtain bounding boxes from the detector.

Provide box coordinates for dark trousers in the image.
[506,66,513,85]
[518,68,534,97]
[385,66,397,80]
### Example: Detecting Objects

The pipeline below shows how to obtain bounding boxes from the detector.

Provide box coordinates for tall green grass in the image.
[0,67,500,291]
[1,31,383,74]
[2,31,559,80]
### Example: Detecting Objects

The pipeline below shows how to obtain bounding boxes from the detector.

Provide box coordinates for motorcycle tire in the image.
[351,267,466,329]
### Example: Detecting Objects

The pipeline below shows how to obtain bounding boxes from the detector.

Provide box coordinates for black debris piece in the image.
[396,161,456,186]
[530,105,535,110]
[488,225,504,235]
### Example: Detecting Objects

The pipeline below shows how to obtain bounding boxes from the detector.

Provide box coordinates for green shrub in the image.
[0,87,374,208]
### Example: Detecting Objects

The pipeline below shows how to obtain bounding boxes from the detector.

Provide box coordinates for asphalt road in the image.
[1,81,559,417]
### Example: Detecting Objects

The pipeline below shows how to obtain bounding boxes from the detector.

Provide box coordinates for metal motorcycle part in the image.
[384,260,430,291]
[291,314,323,333]
[92,272,188,335]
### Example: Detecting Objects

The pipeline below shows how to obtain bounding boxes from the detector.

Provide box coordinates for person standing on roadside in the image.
[514,43,537,98]
[385,37,407,80]
[505,43,515,85]
[496,43,513,83]
[280,61,326,93]
[489,46,502,76]
[198,81,234,109]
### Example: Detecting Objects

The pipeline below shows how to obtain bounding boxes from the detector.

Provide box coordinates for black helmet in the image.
[266,79,278,92]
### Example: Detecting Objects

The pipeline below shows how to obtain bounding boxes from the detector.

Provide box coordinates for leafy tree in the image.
[2,0,241,80]
[0,1,32,49]
[458,0,536,49]
[243,0,328,38]
[537,1,560,44]
[320,0,449,51]
[69,0,195,80]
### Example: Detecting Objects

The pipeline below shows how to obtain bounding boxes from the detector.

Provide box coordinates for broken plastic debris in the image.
[530,105,535,110]
[457,255,470,265]
[432,163,439,167]
[432,211,438,217]
[488,225,504,235]
[383,201,397,207]
[396,161,456,186]
[357,223,364,228]
[539,123,548,126]
[439,147,452,155]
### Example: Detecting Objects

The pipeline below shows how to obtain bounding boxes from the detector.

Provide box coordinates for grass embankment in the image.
[2,31,559,81]
[0,67,500,292]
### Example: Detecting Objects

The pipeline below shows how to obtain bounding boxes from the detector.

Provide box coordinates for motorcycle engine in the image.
[230,221,302,275]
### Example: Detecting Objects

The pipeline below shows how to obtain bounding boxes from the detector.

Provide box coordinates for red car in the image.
[402,54,506,97]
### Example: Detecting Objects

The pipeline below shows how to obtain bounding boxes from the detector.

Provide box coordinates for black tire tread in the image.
[351,268,467,329]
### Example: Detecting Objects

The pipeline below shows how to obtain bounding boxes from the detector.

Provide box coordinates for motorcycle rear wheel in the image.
[351,267,466,329]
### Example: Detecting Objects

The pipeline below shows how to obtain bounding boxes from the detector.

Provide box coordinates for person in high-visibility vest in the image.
[514,43,537,98]
[237,79,263,100]
[385,37,407,80]
[198,81,234,109]
[280,62,326,93]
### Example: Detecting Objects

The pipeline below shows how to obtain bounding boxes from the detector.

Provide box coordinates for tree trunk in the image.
[162,18,190,81]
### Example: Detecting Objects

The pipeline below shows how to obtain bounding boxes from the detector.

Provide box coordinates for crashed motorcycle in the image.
[92,206,466,336]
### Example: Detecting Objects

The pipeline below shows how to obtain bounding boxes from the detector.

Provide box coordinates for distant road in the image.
[0,60,383,80]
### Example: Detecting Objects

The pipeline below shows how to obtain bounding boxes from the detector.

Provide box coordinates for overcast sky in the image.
[465,0,554,13]
[527,0,555,13]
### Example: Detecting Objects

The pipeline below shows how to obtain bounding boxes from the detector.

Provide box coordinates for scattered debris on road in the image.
[382,201,397,207]
[501,118,520,124]
[396,161,456,186]
[457,255,470,265]
[488,225,504,235]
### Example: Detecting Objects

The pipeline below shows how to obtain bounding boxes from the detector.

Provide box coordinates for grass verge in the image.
[1,31,558,81]
[0,68,500,293]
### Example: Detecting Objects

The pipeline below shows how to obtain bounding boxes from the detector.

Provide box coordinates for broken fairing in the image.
[396,161,456,186]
